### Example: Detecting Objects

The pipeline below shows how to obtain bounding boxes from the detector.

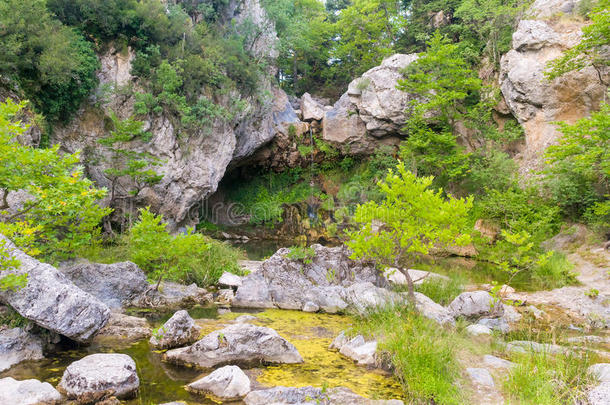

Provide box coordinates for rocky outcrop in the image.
[0,377,62,405]
[300,92,327,121]
[499,1,608,172]
[149,310,201,350]
[132,281,213,308]
[0,327,44,372]
[94,313,152,344]
[218,272,243,289]
[244,386,404,405]
[59,260,149,309]
[330,332,378,366]
[414,292,456,326]
[164,323,303,368]
[187,365,251,400]
[0,235,110,343]
[448,291,503,318]
[58,353,140,400]
[233,244,393,313]
[346,53,419,137]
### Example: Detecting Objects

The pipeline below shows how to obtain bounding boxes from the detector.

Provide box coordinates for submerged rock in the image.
[59,260,149,309]
[0,327,44,372]
[448,291,503,319]
[0,235,110,343]
[244,386,404,405]
[164,323,303,368]
[330,331,378,366]
[0,377,62,405]
[187,365,251,400]
[58,353,139,400]
[149,310,201,350]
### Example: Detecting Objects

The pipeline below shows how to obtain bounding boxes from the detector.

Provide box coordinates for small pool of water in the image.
[229,239,301,261]
[1,306,404,404]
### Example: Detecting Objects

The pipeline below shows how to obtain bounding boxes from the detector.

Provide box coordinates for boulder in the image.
[466,324,492,336]
[466,368,495,388]
[244,386,404,405]
[0,377,62,405]
[59,260,149,309]
[149,310,201,350]
[413,292,455,326]
[499,6,608,173]
[132,281,212,308]
[321,93,372,154]
[589,364,610,382]
[477,317,510,334]
[483,354,515,369]
[234,245,391,314]
[383,268,449,286]
[187,365,251,400]
[346,53,419,137]
[58,353,139,400]
[164,323,303,368]
[218,272,243,289]
[330,332,378,366]
[300,93,326,121]
[0,327,44,372]
[216,289,236,306]
[0,235,110,343]
[448,291,502,318]
[589,382,610,405]
[94,313,152,343]
[505,340,566,354]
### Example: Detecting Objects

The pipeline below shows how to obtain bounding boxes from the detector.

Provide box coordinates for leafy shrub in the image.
[413,275,465,306]
[285,246,315,264]
[126,208,244,286]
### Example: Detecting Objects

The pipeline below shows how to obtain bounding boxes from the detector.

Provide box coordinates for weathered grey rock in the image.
[499,5,608,173]
[342,282,404,315]
[505,340,566,354]
[234,315,257,324]
[413,292,455,326]
[300,93,326,121]
[478,317,510,334]
[302,301,319,312]
[466,368,495,388]
[244,386,404,405]
[322,93,372,154]
[234,245,388,314]
[383,268,449,286]
[448,291,502,318]
[330,331,378,366]
[187,365,251,400]
[589,364,610,382]
[94,313,152,343]
[164,323,303,368]
[0,327,44,372]
[133,281,212,308]
[483,354,515,369]
[347,53,419,137]
[58,353,139,399]
[589,382,610,405]
[218,272,243,289]
[466,324,492,336]
[149,310,201,350]
[59,260,149,309]
[0,377,62,405]
[216,289,235,306]
[502,305,522,323]
[0,235,110,343]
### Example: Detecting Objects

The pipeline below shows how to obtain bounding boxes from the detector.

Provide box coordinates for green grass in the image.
[413,274,465,306]
[532,251,577,290]
[503,350,595,404]
[352,305,463,405]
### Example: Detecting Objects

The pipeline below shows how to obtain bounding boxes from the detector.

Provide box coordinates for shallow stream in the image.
[1,306,404,404]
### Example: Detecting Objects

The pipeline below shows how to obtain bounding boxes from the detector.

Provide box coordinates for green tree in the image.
[543,102,610,225]
[0,99,110,260]
[347,161,472,302]
[546,0,609,84]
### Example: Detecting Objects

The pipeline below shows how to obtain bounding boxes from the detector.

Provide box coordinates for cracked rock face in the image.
[164,323,303,368]
[499,1,608,173]
[58,353,140,400]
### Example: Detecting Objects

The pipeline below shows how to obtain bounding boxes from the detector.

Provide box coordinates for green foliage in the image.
[285,246,316,264]
[546,0,610,80]
[0,307,28,328]
[0,0,99,121]
[353,305,462,404]
[126,208,243,286]
[504,351,595,404]
[0,238,27,293]
[543,102,610,226]
[347,161,472,299]
[98,113,163,204]
[413,275,465,306]
[0,100,110,261]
